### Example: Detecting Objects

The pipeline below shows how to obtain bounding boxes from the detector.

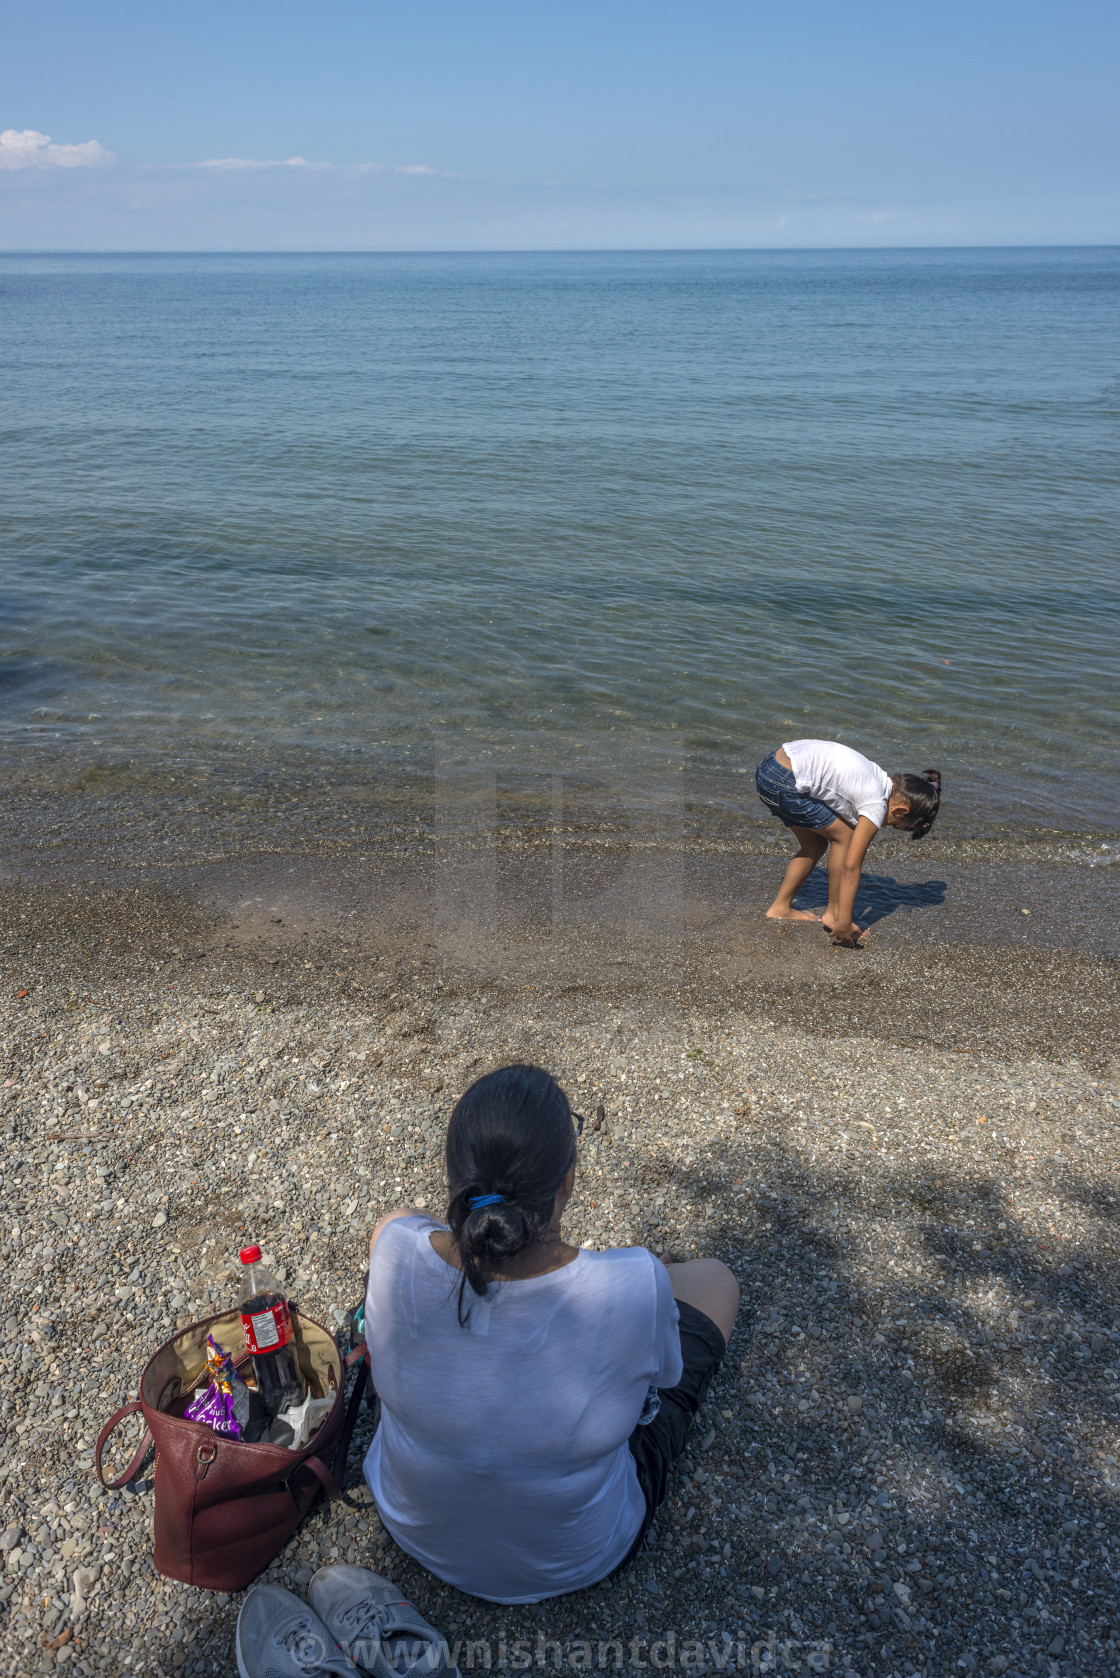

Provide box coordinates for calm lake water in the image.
[2,248,1118,835]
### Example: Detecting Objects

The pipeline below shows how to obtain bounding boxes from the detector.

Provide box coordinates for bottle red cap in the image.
[239,1244,262,1265]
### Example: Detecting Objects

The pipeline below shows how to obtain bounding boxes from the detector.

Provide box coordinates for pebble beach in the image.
[1,860,1119,1678]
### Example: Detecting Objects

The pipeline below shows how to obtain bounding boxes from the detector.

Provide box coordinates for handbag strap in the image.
[330,1346,373,1509]
[300,1452,342,1502]
[291,1352,371,1509]
[95,1401,154,1490]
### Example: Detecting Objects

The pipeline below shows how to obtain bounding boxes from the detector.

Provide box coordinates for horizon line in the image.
[1,242,1118,257]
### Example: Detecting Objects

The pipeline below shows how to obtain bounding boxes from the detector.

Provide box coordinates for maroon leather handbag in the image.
[96,1306,370,1593]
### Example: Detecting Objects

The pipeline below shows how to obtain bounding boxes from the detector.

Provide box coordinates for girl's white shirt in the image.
[782,739,892,828]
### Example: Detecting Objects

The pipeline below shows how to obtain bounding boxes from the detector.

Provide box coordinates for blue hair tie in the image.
[469,1193,506,1210]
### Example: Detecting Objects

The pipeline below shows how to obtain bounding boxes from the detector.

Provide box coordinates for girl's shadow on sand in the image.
[795,871,947,930]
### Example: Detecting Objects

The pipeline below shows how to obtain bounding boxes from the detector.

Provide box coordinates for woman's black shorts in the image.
[613,1299,730,1571]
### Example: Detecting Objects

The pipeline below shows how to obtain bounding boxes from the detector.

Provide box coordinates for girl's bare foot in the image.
[764,906,822,922]
[822,912,864,935]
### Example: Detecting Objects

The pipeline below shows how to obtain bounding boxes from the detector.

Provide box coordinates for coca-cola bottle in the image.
[238,1245,304,1417]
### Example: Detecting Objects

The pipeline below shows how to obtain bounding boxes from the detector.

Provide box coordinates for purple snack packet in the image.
[185,1334,245,1439]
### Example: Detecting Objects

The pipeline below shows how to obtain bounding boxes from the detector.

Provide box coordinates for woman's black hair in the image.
[891,769,942,840]
[445,1063,576,1325]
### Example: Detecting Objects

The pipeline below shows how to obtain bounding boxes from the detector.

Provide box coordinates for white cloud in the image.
[195,155,318,171]
[392,163,460,178]
[0,128,116,169]
[189,156,441,176]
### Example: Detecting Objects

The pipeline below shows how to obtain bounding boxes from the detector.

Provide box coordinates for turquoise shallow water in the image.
[1,248,1118,833]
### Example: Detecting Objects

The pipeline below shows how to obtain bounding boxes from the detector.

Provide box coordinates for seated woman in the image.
[362,1064,740,1604]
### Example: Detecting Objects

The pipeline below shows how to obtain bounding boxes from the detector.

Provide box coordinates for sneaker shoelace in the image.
[281,1613,342,1673]
[336,1603,439,1677]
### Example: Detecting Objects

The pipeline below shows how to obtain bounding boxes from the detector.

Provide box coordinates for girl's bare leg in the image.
[764,826,828,921]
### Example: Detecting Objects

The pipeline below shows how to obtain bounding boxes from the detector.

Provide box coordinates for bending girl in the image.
[755,738,941,946]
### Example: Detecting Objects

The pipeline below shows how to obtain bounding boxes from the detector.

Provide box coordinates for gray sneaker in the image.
[308,1565,456,1678]
[236,1583,362,1678]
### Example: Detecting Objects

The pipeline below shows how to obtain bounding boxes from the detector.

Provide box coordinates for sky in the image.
[1,0,1118,250]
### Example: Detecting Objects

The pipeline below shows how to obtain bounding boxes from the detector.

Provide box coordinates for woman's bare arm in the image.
[369,1205,426,1259]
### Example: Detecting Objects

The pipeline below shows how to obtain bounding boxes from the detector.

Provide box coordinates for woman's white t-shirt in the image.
[782,739,892,829]
[362,1215,682,1603]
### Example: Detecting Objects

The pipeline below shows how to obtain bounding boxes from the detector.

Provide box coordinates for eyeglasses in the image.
[573,1112,585,1138]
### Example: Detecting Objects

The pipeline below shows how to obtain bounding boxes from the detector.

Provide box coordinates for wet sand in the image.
[3,773,1117,1068]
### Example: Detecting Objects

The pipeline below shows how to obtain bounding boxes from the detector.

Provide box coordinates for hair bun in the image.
[463,1198,531,1262]
[922,769,942,788]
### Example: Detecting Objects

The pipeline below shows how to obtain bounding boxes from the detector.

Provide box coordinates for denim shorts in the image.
[755,749,837,830]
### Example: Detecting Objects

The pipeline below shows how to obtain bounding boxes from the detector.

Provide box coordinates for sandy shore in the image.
[1,854,1119,1678]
